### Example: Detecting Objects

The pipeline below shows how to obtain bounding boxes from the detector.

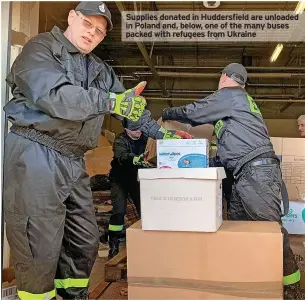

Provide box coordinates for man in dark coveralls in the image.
[3,2,147,299]
[161,63,302,299]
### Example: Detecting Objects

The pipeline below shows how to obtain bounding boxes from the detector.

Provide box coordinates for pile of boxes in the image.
[126,126,284,299]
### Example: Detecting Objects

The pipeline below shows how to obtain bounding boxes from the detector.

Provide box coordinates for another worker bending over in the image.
[3,2,146,300]
[161,63,301,299]
[108,110,191,259]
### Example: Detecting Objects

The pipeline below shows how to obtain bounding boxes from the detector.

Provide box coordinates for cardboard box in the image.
[85,136,113,176]
[270,137,283,160]
[127,220,283,299]
[138,168,225,232]
[289,235,305,289]
[270,137,305,202]
[157,139,209,169]
[145,119,214,165]
[281,201,305,234]
[2,268,17,300]
[282,138,305,202]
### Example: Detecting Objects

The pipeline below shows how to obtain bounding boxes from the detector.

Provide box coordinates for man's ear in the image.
[220,73,227,85]
[67,10,77,26]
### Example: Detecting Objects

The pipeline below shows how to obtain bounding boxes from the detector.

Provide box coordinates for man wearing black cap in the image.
[161,63,301,299]
[107,110,192,259]
[3,2,147,300]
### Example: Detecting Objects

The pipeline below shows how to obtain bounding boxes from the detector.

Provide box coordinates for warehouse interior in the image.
[37,1,305,137]
[2,1,305,299]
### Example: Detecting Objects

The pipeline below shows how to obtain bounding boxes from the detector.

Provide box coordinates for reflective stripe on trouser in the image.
[109,224,124,231]
[109,181,128,232]
[18,289,56,300]
[3,133,99,300]
[55,278,89,289]
[283,270,301,286]
[109,180,141,233]
[227,162,300,288]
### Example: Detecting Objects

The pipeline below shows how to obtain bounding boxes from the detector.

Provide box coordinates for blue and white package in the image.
[157,139,209,169]
[281,200,305,235]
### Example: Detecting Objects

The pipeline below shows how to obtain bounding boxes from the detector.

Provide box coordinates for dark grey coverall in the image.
[3,26,125,300]
[108,112,161,232]
[109,133,147,226]
[162,86,301,294]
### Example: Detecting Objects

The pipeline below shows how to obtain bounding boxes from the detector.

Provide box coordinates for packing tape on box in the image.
[128,277,282,298]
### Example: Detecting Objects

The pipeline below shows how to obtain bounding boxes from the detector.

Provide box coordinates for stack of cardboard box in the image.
[126,130,284,299]
[271,137,305,290]
[127,220,283,299]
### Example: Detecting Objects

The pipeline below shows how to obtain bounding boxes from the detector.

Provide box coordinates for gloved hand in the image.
[163,129,192,139]
[157,127,192,139]
[110,81,147,122]
[133,153,153,168]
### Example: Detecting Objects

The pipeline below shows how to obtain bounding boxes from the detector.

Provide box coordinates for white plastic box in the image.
[157,139,209,169]
[138,168,226,232]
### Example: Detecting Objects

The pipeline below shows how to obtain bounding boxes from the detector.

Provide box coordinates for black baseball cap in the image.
[123,110,151,131]
[75,2,113,31]
[221,63,247,85]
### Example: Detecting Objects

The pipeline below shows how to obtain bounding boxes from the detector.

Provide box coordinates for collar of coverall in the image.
[51,26,80,53]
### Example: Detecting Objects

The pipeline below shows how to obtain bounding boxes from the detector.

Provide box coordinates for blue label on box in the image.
[177,154,208,168]
[157,139,209,169]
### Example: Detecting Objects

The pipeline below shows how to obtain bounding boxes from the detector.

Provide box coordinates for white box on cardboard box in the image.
[281,201,305,234]
[157,139,209,169]
[138,167,226,232]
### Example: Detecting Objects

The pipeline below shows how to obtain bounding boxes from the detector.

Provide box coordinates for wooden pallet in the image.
[89,282,111,300]
[104,248,127,282]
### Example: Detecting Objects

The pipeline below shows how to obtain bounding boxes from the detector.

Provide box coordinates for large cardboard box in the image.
[282,138,305,202]
[145,119,214,165]
[270,137,305,202]
[270,137,283,158]
[289,235,305,289]
[85,136,113,176]
[138,167,225,232]
[127,220,283,299]
[157,139,209,169]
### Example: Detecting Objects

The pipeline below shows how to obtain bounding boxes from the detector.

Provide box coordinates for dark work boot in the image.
[284,282,304,300]
[108,231,121,260]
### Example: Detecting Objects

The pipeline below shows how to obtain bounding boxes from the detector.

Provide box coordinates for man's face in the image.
[298,119,305,137]
[67,10,107,54]
[125,129,142,140]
